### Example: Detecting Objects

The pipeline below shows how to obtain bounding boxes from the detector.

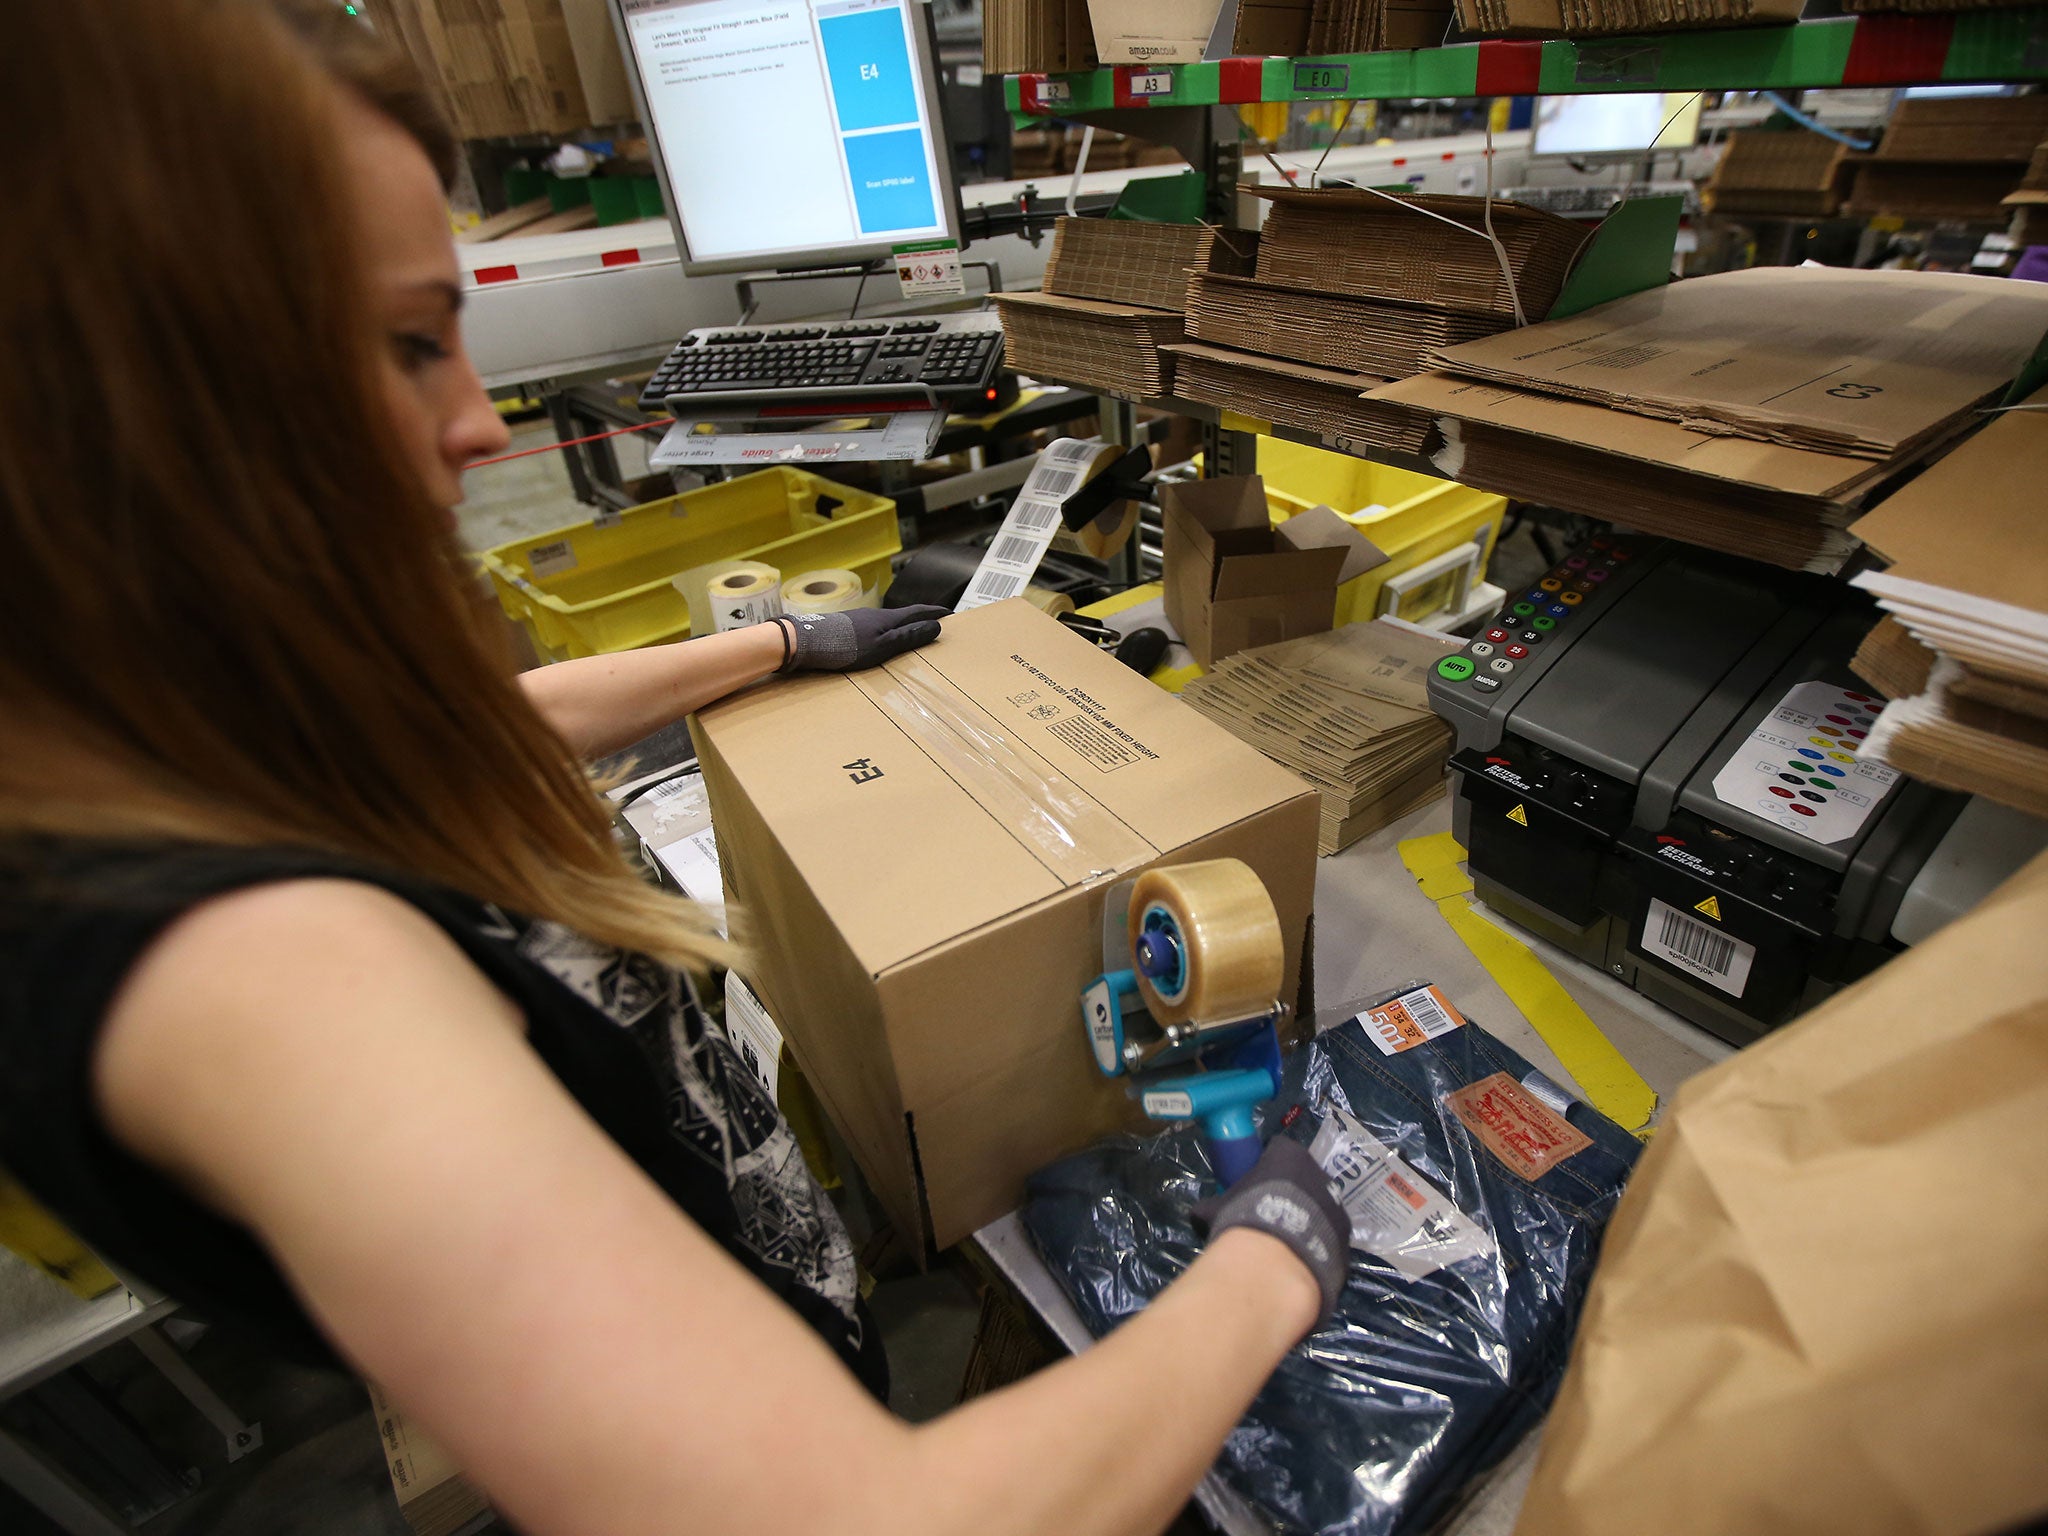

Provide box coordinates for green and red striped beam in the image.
[1003,11,2048,116]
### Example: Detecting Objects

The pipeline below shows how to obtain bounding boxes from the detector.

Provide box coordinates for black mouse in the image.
[1115,627,1170,676]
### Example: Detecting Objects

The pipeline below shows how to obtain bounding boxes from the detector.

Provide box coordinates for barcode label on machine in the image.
[1640,898,1755,998]
[1029,465,1082,500]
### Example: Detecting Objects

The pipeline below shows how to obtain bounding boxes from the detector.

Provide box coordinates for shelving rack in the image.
[994,10,2048,490]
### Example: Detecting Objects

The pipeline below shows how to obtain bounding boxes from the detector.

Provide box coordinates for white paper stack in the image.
[1849,385,2048,819]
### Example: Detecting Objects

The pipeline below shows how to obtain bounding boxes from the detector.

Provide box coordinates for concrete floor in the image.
[0,426,1574,1535]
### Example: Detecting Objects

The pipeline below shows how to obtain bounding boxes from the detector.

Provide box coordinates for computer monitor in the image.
[1532,92,1704,157]
[611,0,962,276]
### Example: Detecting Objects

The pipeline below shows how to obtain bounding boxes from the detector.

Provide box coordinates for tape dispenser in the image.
[1082,859,1288,1186]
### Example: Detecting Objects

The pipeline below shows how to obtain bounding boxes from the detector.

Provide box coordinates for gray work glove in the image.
[771,605,949,674]
[1192,1135,1350,1331]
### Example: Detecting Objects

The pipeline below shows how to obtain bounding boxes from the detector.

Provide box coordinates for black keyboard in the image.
[637,313,1005,414]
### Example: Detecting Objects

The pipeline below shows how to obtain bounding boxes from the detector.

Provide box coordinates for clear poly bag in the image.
[1023,983,1643,1536]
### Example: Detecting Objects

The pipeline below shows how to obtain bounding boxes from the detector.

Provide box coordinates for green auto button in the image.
[1436,655,1476,682]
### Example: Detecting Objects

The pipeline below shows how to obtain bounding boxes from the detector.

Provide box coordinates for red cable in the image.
[466,418,663,470]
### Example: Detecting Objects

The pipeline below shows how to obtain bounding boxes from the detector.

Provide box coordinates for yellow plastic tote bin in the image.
[1255,438,1506,627]
[481,468,899,660]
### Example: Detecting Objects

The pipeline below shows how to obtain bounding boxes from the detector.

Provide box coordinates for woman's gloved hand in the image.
[1192,1135,1351,1332]
[771,605,949,674]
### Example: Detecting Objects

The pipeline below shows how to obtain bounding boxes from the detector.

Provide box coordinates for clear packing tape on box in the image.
[858,651,1155,887]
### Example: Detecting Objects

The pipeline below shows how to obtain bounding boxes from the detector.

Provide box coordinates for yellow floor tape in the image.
[1398,832,1659,1134]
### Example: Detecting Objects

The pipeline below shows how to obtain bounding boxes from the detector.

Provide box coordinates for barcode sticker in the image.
[966,571,1023,603]
[1359,984,1467,1056]
[1641,897,1754,998]
[1031,466,1082,499]
[991,534,1044,566]
[1310,1106,1494,1280]
[527,538,577,579]
[1010,497,1063,533]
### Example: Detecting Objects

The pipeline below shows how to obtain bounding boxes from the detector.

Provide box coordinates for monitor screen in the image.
[1533,93,1704,157]
[615,0,958,274]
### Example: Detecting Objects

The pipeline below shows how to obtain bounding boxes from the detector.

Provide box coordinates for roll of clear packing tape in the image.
[1127,859,1285,1027]
[676,558,784,635]
[783,569,875,615]
[1023,585,1076,617]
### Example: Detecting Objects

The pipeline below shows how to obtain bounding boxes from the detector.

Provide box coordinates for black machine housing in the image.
[1426,534,1963,1045]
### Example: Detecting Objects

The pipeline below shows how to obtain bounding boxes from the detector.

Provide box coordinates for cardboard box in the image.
[1875,94,2048,164]
[1042,217,1257,314]
[1455,0,1800,33]
[1084,0,1223,61]
[1161,475,1357,667]
[691,600,1320,1253]
[983,0,1099,75]
[559,0,636,125]
[1843,161,2027,223]
[368,1384,489,1536]
[1704,129,1850,218]
[370,0,590,141]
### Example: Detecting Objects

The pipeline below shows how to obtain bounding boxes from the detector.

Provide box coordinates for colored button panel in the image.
[1817,764,1845,776]
[1539,578,1562,593]
[1470,641,1495,658]
[1489,657,1515,674]
[1790,804,1816,817]
[1544,603,1568,618]
[1485,627,1509,643]
[1513,602,1536,617]
[1470,676,1500,693]
[1504,643,1528,659]
[1437,656,1475,681]
[1532,616,1557,631]
[1559,591,1584,606]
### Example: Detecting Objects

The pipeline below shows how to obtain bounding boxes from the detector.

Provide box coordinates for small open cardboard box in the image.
[692,599,1320,1255]
[1162,474,1384,669]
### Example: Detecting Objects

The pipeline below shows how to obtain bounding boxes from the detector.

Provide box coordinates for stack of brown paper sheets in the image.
[982,0,1097,74]
[992,291,1184,398]
[1848,387,2048,819]
[1429,266,2048,461]
[1458,0,1801,33]
[993,216,1259,399]
[1186,272,1508,380]
[1704,130,1850,218]
[1251,189,1590,322]
[1166,342,1434,457]
[1227,0,1457,53]
[1169,188,1584,455]
[1043,218,1256,312]
[1368,371,1924,572]
[1181,619,1459,854]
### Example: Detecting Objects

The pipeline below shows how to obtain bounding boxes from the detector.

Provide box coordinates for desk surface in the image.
[975,790,1732,1535]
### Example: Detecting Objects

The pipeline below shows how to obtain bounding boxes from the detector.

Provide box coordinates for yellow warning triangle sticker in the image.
[1505,803,1529,826]
[1694,895,1723,922]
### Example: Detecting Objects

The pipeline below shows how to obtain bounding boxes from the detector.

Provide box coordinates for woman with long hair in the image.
[0,5,1347,1532]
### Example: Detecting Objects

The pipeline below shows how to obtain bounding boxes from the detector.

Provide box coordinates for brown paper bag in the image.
[1517,850,2048,1536]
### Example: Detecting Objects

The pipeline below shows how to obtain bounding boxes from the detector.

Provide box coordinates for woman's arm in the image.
[95,881,1318,1536]
[517,624,785,759]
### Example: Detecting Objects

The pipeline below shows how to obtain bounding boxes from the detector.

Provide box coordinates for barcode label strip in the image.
[990,534,1043,567]
[1030,465,1081,499]
[1010,498,1061,533]
[1641,898,1755,999]
[1401,987,1454,1035]
[969,572,1023,603]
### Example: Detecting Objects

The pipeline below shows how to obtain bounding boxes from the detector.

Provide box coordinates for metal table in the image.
[971,791,1732,1535]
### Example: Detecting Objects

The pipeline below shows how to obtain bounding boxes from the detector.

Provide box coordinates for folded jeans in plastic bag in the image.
[1024,985,1642,1536]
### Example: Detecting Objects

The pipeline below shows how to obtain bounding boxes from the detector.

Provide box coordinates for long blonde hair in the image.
[0,0,730,973]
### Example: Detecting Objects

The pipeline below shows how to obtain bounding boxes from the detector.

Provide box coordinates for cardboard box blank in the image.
[1162,476,1356,668]
[692,601,1320,1254]
[369,1384,488,1536]
[369,0,590,140]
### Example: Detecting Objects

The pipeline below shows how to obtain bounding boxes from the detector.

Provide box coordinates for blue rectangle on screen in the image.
[842,128,934,233]
[819,8,918,132]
